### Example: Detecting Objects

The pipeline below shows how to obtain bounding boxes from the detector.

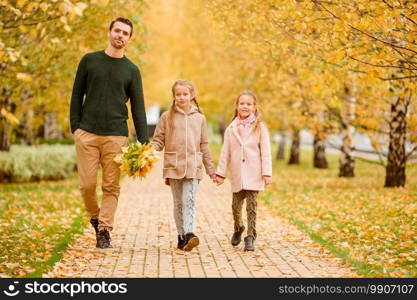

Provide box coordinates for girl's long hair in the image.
[232,90,262,133]
[167,79,202,133]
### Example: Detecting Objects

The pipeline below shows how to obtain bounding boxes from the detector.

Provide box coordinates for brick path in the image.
[47,161,356,278]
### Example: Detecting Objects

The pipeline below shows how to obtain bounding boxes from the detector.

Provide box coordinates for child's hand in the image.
[209,173,218,184]
[216,176,225,186]
[165,178,170,186]
[263,176,272,186]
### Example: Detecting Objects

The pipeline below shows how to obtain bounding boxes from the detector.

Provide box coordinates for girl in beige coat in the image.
[215,90,272,251]
[151,79,216,252]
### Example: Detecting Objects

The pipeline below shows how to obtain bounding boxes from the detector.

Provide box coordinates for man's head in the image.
[108,17,133,49]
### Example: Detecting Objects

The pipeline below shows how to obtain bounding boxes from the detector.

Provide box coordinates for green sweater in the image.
[70,50,149,144]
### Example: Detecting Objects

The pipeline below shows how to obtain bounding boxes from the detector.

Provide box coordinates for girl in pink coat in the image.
[215,90,272,251]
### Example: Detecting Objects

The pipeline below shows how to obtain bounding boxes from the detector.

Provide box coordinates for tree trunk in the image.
[218,116,227,143]
[288,129,300,165]
[313,134,328,168]
[339,83,356,177]
[276,131,285,160]
[0,121,11,151]
[0,87,13,151]
[44,111,63,140]
[339,125,355,177]
[20,89,35,145]
[384,94,409,187]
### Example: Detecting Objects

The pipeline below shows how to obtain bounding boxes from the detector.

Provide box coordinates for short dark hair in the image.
[109,17,133,37]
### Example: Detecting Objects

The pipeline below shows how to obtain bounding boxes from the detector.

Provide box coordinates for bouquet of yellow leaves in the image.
[114,142,159,179]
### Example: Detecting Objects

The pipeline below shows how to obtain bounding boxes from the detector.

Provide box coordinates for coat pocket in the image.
[196,152,203,169]
[163,152,177,169]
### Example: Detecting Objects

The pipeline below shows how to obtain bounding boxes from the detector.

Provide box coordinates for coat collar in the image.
[174,104,199,115]
[230,118,255,145]
[231,124,242,145]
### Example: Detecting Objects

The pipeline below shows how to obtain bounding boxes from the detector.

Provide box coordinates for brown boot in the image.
[177,235,186,250]
[183,233,199,252]
[96,229,112,249]
[231,225,245,246]
[90,218,99,235]
[244,236,254,251]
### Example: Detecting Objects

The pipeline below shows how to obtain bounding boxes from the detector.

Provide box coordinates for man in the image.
[70,17,149,249]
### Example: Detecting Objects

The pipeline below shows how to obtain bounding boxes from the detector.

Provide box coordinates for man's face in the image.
[109,21,132,49]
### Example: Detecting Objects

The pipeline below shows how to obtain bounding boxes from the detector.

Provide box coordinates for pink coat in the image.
[216,119,272,193]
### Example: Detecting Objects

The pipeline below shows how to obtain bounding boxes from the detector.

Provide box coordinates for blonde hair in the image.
[167,79,202,131]
[232,90,262,132]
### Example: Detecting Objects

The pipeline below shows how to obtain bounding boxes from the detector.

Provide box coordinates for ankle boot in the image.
[177,235,186,250]
[244,236,254,251]
[96,229,112,249]
[231,225,245,246]
[183,233,199,252]
[90,218,99,235]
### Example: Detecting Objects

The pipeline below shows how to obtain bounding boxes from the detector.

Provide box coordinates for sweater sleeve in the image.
[200,115,215,175]
[129,67,149,144]
[260,123,272,177]
[69,55,87,133]
[216,127,231,178]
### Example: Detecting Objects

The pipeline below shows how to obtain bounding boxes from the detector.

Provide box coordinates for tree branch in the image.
[314,0,417,55]
[348,55,417,70]
[3,16,61,29]
[406,144,417,161]
[378,75,417,80]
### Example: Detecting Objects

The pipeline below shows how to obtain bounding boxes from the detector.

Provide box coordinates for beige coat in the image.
[216,119,272,193]
[151,105,215,180]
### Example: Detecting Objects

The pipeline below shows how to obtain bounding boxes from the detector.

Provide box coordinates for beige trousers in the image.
[74,128,128,231]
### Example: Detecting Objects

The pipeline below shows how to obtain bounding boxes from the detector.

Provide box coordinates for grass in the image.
[0,174,87,277]
[24,216,85,278]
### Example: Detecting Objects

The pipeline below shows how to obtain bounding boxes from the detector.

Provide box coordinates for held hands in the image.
[216,176,224,185]
[209,174,270,186]
[209,173,224,185]
[209,173,218,184]
[210,173,224,186]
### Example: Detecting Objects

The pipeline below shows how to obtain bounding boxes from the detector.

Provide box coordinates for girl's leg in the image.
[232,190,245,231]
[246,191,259,239]
[169,178,185,236]
[181,178,199,234]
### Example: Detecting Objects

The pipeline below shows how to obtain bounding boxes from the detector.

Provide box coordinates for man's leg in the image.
[99,135,128,232]
[74,129,101,221]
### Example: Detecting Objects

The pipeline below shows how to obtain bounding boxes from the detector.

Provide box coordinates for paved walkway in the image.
[47,161,356,278]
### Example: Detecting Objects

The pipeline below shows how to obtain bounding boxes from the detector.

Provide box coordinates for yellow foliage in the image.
[1,108,20,125]
[16,73,32,82]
